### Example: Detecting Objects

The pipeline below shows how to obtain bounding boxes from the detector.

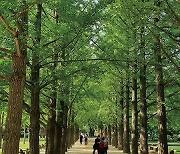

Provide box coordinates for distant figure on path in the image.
[80,133,83,144]
[84,132,88,145]
[99,137,105,154]
[93,135,100,154]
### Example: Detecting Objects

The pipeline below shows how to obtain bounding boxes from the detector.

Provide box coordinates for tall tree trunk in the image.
[104,127,108,137]
[0,112,2,149]
[29,4,42,154]
[67,110,72,149]
[74,125,79,142]
[62,105,68,154]
[108,125,112,145]
[54,100,64,154]
[123,72,130,153]
[46,50,58,154]
[112,126,115,146]
[118,80,124,150]
[3,3,28,153]
[131,48,138,154]
[46,98,56,154]
[154,1,168,154]
[139,25,148,154]
[70,113,75,146]
[23,124,26,144]
[114,123,118,148]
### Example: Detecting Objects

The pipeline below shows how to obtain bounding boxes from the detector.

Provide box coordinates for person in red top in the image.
[99,137,105,154]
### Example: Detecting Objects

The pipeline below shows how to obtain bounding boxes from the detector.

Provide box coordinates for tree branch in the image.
[0,48,13,55]
[0,15,16,36]
[164,0,180,24]
[0,56,11,60]
[147,26,180,72]
[148,107,180,120]
[40,58,133,68]
[0,76,9,81]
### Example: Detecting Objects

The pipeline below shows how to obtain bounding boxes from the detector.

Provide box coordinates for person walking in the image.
[104,137,108,154]
[84,132,88,145]
[93,135,100,154]
[99,137,105,154]
[80,133,83,144]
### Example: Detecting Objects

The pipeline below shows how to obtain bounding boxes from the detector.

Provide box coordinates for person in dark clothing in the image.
[84,133,88,145]
[93,135,100,154]
[99,137,105,154]
[80,133,83,144]
[104,137,108,154]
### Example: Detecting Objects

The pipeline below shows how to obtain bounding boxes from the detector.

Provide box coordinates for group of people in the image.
[93,135,108,154]
[80,132,88,145]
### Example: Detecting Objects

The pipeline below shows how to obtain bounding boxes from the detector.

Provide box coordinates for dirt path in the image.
[39,138,123,154]
[65,138,123,154]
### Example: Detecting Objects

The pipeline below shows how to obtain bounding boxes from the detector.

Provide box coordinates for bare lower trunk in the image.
[131,60,138,154]
[54,100,64,154]
[3,55,26,154]
[23,124,26,144]
[62,106,68,154]
[139,64,148,154]
[123,76,130,153]
[118,80,124,150]
[108,125,112,145]
[46,98,56,154]
[104,127,108,137]
[0,112,2,148]
[157,104,168,154]
[74,125,79,142]
[114,123,118,148]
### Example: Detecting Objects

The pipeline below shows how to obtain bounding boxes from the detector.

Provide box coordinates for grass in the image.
[0,138,46,154]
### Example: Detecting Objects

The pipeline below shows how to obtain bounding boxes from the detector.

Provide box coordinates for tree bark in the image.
[23,124,26,144]
[29,4,42,154]
[131,50,138,154]
[114,123,118,148]
[139,26,148,154]
[2,2,28,154]
[54,100,64,154]
[123,73,130,153]
[108,125,112,145]
[118,80,124,150]
[0,112,2,149]
[104,127,108,137]
[62,105,68,154]
[154,1,168,153]
[157,104,168,154]
[3,54,27,154]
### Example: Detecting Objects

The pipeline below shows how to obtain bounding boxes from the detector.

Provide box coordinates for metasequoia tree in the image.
[154,0,168,153]
[0,1,28,154]
[29,4,42,154]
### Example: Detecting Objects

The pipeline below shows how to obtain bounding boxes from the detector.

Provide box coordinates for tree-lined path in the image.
[0,0,180,154]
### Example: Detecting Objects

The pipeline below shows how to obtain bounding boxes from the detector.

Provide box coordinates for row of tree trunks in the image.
[2,1,28,153]
[109,1,168,153]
